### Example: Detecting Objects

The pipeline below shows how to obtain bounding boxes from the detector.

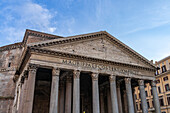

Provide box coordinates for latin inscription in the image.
[62,59,139,75]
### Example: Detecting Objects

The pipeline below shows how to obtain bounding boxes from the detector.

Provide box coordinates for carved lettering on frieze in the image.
[62,59,140,76]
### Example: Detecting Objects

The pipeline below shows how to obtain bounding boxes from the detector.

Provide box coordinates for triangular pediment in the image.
[28,31,155,69]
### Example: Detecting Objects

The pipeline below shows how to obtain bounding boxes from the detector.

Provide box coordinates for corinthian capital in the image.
[124,78,131,84]
[28,64,38,73]
[52,68,60,76]
[151,80,156,87]
[138,80,144,86]
[109,75,116,83]
[73,70,80,79]
[91,73,99,81]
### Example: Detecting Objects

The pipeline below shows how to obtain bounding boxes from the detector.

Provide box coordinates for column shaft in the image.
[65,75,72,113]
[73,70,80,113]
[138,80,148,113]
[18,83,24,113]
[117,82,123,113]
[125,78,135,113]
[123,90,128,113]
[99,88,105,113]
[132,91,138,113]
[49,68,60,113]
[151,80,161,113]
[59,81,65,113]
[107,88,112,113]
[25,64,37,113]
[91,73,100,113]
[109,75,119,113]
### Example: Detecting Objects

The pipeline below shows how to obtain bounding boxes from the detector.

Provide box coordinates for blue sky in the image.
[0,0,170,61]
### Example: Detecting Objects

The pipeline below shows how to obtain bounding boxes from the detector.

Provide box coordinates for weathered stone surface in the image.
[42,37,150,68]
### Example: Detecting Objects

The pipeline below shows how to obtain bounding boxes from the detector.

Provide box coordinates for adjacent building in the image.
[135,56,170,113]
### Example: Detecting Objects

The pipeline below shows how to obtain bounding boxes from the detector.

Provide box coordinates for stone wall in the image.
[0,47,23,113]
[0,30,59,113]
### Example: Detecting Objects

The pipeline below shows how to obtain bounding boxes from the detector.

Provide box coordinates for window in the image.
[167,96,170,105]
[150,89,153,95]
[165,84,170,92]
[139,93,141,98]
[147,101,150,108]
[163,76,168,81]
[158,86,161,93]
[145,91,148,97]
[135,94,137,100]
[8,62,11,67]
[156,79,160,84]
[155,70,159,75]
[152,100,154,107]
[159,98,164,106]
[140,103,142,110]
[136,103,139,110]
[162,65,167,73]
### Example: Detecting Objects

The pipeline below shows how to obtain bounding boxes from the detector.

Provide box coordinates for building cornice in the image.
[29,47,156,72]
[22,29,63,45]
[0,42,23,52]
[155,55,170,65]
[156,70,170,77]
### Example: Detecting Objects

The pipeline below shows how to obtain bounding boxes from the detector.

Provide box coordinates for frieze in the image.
[62,59,140,76]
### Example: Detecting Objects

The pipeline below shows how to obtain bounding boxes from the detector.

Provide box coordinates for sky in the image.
[0,0,170,62]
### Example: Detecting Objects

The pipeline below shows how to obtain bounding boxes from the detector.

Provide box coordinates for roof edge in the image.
[0,42,22,52]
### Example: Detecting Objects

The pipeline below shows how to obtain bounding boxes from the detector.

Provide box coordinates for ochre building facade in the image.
[0,29,161,113]
[135,56,170,113]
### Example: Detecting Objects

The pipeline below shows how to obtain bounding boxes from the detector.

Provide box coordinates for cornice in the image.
[29,47,155,72]
[22,29,63,45]
[28,31,156,69]
[29,31,104,48]
[155,55,170,65]
[156,70,170,78]
[0,42,23,52]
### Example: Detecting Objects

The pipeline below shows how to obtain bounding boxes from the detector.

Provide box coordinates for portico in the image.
[13,30,161,113]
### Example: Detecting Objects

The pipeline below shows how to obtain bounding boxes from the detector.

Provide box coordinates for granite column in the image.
[125,78,135,113]
[91,73,100,113]
[73,70,80,113]
[151,80,161,113]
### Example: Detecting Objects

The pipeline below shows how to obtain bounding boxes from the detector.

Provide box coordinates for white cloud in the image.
[0,1,57,44]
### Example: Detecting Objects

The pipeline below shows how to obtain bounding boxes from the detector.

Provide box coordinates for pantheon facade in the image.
[0,29,161,113]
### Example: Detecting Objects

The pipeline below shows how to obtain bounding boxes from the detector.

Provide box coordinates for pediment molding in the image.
[0,42,23,52]
[22,29,63,46]
[28,31,156,69]
[29,47,155,72]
